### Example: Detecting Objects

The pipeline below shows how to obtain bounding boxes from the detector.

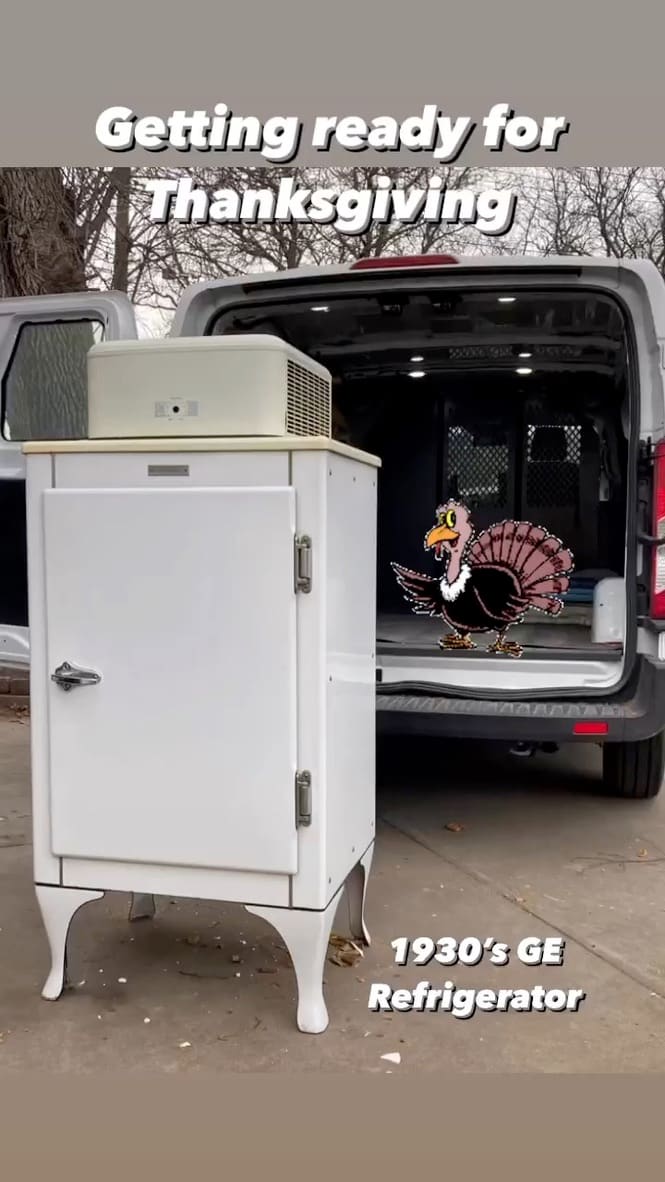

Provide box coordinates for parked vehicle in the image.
[2,253,665,797]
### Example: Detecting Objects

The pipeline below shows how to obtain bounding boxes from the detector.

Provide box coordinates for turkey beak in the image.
[426,524,459,548]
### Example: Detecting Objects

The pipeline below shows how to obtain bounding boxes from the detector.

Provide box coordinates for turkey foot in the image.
[439,633,475,650]
[489,636,523,658]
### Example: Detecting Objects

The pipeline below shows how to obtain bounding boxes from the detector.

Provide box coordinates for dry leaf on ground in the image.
[328,934,364,968]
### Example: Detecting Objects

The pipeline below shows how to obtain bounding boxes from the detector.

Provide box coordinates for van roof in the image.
[183,253,653,292]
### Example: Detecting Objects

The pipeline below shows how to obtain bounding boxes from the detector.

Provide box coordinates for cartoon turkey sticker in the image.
[391,501,575,658]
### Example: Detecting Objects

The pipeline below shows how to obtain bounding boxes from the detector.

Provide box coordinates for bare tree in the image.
[9,164,665,333]
[501,167,665,270]
[78,163,487,313]
[0,168,86,297]
[111,168,131,291]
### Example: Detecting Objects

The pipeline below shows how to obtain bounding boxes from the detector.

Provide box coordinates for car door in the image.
[0,291,138,664]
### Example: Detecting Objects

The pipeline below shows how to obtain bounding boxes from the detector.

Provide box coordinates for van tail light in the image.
[651,440,665,620]
[350,254,459,270]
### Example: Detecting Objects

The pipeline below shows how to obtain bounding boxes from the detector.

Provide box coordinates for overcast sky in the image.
[135,304,172,337]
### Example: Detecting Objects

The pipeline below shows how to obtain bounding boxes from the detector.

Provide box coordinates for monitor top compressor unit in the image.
[86,334,332,440]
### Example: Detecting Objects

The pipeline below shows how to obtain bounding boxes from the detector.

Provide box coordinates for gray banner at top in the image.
[2,0,665,166]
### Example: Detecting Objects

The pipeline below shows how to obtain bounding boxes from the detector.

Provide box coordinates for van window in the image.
[447,423,510,511]
[2,319,104,441]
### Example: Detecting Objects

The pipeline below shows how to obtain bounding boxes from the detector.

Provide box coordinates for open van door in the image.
[0,292,138,665]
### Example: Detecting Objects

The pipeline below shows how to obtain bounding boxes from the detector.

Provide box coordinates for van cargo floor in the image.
[376,610,623,661]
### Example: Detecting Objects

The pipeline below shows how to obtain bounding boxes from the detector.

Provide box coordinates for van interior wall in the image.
[333,370,628,645]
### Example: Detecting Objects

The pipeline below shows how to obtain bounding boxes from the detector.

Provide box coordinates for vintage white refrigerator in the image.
[24,335,379,1034]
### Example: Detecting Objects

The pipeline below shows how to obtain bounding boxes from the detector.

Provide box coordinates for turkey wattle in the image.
[391,501,575,658]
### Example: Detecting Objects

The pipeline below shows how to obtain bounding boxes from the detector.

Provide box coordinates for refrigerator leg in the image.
[35,885,105,1000]
[246,888,342,1035]
[128,893,156,922]
[345,841,374,947]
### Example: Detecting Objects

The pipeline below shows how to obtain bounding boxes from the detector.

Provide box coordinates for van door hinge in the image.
[294,535,312,593]
[295,770,312,826]
[639,437,654,470]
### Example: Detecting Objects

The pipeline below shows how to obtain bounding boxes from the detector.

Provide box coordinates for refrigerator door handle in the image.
[51,661,102,692]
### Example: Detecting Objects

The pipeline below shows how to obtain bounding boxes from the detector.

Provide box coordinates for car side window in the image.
[2,319,104,441]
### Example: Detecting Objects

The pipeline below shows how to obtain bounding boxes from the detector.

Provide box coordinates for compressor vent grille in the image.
[286,360,331,437]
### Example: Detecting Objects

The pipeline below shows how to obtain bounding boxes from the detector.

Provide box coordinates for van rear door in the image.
[0,292,137,664]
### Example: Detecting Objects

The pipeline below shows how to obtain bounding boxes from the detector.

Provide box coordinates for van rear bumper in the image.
[376,656,665,744]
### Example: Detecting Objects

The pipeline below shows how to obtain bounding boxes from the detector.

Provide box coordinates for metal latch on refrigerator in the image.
[295,770,312,826]
[51,661,102,691]
[294,535,312,593]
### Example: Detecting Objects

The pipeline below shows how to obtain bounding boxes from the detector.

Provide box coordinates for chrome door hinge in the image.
[295,770,312,827]
[294,534,312,593]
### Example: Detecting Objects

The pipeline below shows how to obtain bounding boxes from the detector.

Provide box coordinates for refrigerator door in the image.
[42,483,299,876]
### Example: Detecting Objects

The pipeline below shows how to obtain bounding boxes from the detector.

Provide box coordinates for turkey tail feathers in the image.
[523,548,574,585]
[470,519,575,614]
[524,576,569,596]
[529,595,564,616]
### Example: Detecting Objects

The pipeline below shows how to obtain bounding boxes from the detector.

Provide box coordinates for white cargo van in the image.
[1,254,664,797]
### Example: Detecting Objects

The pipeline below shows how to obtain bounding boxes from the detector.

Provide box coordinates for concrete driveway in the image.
[1,708,664,1073]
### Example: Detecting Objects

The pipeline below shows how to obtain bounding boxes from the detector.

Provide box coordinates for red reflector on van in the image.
[573,722,609,735]
[350,254,459,270]
[651,440,665,620]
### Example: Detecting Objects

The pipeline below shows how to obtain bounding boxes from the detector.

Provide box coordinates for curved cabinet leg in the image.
[128,893,156,922]
[246,890,341,1035]
[345,842,374,947]
[35,885,104,1001]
